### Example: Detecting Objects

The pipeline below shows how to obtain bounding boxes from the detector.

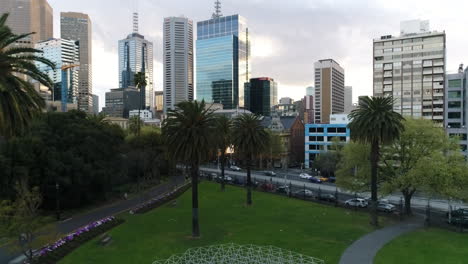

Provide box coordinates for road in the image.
[1,176,185,264]
[201,167,466,212]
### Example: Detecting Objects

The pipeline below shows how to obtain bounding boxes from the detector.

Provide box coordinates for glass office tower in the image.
[196,14,250,109]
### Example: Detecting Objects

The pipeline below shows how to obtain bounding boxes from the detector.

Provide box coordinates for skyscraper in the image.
[119,13,154,110]
[314,59,345,124]
[373,19,446,122]
[0,0,53,44]
[61,12,93,113]
[35,38,79,109]
[244,77,277,116]
[344,86,353,114]
[196,2,250,109]
[163,16,193,113]
[92,94,99,114]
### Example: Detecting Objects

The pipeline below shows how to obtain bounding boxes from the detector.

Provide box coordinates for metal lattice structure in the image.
[152,243,325,264]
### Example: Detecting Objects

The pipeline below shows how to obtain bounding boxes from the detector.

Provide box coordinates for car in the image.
[317,193,336,202]
[345,198,368,208]
[377,202,396,213]
[328,176,336,183]
[448,208,468,226]
[264,171,277,176]
[299,173,313,180]
[309,177,322,184]
[215,175,233,182]
[230,165,241,171]
[318,176,329,182]
[276,185,290,194]
[294,189,314,198]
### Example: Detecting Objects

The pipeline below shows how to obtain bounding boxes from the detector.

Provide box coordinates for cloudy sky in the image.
[48,0,468,109]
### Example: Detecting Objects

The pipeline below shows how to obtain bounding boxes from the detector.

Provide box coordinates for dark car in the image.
[328,177,336,183]
[264,171,277,176]
[309,177,322,184]
[276,185,290,194]
[317,193,336,202]
[448,208,468,226]
[294,189,314,198]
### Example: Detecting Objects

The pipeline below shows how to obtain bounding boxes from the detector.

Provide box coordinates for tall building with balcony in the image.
[314,59,345,124]
[196,4,250,109]
[119,13,154,110]
[163,16,193,113]
[445,64,468,157]
[0,0,53,45]
[244,77,277,116]
[61,12,93,113]
[373,19,446,122]
[35,38,79,110]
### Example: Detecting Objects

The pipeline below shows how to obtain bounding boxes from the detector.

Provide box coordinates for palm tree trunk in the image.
[370,140,379,227]
[220,152,226,191]
[191,164,200,237]
[246,156,252,206]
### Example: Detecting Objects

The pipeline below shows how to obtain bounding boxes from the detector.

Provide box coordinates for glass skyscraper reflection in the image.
[196,14,250,109]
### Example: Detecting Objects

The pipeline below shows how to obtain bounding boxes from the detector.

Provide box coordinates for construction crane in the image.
[61,64,80,112]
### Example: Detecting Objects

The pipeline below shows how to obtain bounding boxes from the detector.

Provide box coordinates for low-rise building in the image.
[129,109,153,120]
[102,87,140,118]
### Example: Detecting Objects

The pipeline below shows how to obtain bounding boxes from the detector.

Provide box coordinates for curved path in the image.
[339,217,423,264]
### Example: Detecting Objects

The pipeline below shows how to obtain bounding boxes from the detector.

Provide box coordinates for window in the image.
[309,136,316,141]
[448,91,462,98]
[393,47,402,52]
[448,123,462,128]
[449,79,462,88]
[337,127,347,133]
[384,48,392,53]
[328,127,337,133]
[448,102,462,108]
[403,39,412,44]
[317,136,324,141]
[340,136,346,141]
[317,127,324,133]
[448,112,461,119]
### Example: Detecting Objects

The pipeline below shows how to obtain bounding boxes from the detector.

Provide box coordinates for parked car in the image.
[317,193,336,202]
[264,171,277,176]
[345,198,368,208]
[377,202,396,213]
[309,177,322,184]
[230,166,241,171]
[215,175,233,183]
[294,189,314,198]
[276,185,290,194]
[328,176,336,183]
[318,176,329,182]
[448,208,468,226]
[299,173,313,180]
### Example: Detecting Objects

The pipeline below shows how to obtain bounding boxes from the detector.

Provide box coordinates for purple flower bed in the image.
[32,216,124,263]
[131,183,191,214]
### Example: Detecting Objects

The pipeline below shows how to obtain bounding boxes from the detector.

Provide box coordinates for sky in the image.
[48,0,468,110]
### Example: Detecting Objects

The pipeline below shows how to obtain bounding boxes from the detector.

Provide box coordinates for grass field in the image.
[60,182,379,264]
[375,228,468,264]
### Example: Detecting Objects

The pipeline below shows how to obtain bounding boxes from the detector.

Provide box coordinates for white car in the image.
[299,173,313,180]
[230,166,241,171]
[377,203,396,213]
[345,198,368,208]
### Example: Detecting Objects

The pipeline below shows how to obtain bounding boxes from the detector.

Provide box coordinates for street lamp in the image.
[56,182,60,221]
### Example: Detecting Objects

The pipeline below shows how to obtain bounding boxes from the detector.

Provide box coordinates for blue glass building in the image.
[196,14,250,109]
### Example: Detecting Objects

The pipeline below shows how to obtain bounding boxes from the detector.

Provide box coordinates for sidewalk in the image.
[339,217,423,264]
[0,175,185,264]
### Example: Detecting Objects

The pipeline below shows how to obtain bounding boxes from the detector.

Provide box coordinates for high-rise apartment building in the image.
[244,77,277,116]
[373,19,446,122]
[61,12,93,113]
[445,64,468,157]
[314,59,345,124]
[119,13,154,110]
[35,38,79,110]
[0,0,53,45]
[306,86,315,96]
[344,86,353,114]
[196,6,250,109]
[163,16,193,113]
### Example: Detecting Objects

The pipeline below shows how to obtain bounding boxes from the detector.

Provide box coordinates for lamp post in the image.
[55,182,60,221]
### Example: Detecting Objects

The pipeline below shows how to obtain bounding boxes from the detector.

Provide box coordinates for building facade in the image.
[196,14,250,109]
[35,38,79,109]
[119,13,154,110]
[445,65,468,157]
[344,86,353,114]
[302,95,314,124]
[92,94,99,114]
[61,12,93,113]
[373,19,446,122]
[306,86,315,96]
[163,17,194,113]
[304,116,350,168]
[0,0,53,45]
[244,77,277,116]
[129,109,153,120]
[102,87,140,118]
[314,59,345,124]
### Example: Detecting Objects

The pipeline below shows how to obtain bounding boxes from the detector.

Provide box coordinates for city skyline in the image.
[46,0,468,110]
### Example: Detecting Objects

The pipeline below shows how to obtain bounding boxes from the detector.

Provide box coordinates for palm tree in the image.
[232,114,270,205]
[162,100,216,237]
[348,96,404,226]
[133,72,147,135]
[214,115,232,191]
[0,13,55,138]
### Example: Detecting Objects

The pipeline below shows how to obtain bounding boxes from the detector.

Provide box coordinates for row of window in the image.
[308,127,347,133]
[308,136,347,142]
[374,50,444,62]
[374,36,444,47]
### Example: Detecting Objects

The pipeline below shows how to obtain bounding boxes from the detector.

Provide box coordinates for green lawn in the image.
[375,228,468,264]
[60,182,378,264]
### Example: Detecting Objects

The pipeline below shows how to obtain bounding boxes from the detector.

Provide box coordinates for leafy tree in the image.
[214,115,232,191]
[162,100,216,237]
[263,131,286,169]
[336,142,372,193]
[348,96,404,226]
[232,114,270,205]
[313,151,341,177]
[0,13,55,138]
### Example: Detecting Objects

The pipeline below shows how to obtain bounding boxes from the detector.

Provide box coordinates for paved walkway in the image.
[339,217,423,264]
[0,176,185,264]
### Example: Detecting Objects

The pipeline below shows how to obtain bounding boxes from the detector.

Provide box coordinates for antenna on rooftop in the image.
[133,12,139,33]
[212,0,222,19]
